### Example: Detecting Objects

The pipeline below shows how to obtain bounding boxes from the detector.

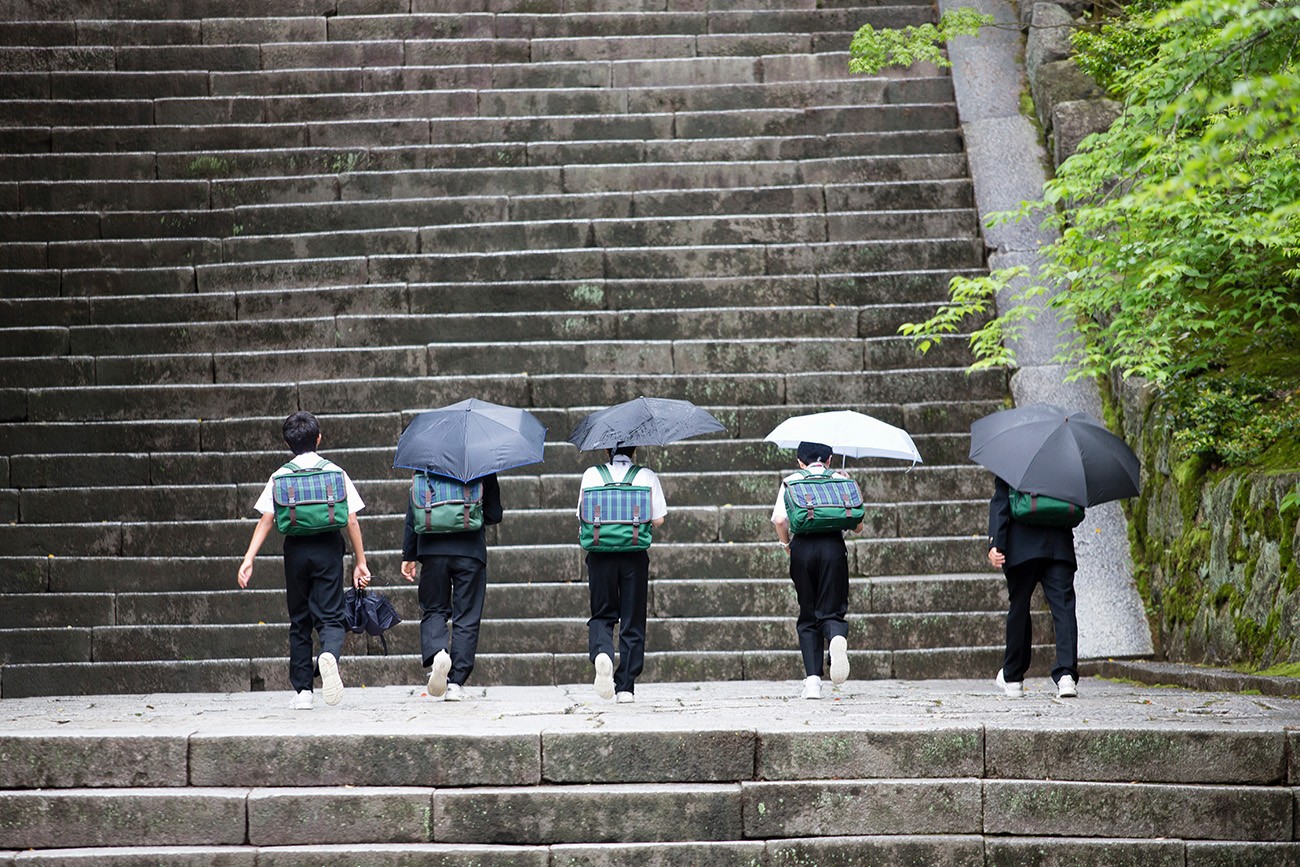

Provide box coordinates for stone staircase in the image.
[0,0,1047,699]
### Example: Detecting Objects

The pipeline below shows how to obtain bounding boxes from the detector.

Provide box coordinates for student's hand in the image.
[988,547,1006,569]
[353,560,371,590]
[237,558,254,588]
[401,560,418,582]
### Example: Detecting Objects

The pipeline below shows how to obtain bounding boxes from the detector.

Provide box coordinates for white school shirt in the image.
[770,462,849,523]
[575,454,668,520]
[253,451,366,516]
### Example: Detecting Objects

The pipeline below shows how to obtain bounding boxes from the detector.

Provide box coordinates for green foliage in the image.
[848,7,993,75]
[1169,375,1300,467]
[1072,0,1183,93]
[895,0,1300,457]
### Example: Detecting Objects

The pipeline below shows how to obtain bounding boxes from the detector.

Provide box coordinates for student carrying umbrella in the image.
[972,404,1140,699]
[765,411,922,700]
[393,399,547,702]
[569,397,725,702]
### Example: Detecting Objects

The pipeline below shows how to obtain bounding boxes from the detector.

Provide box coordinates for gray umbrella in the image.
[567,396,726,451]
[393,398,547,482]
[969,404,1140,506]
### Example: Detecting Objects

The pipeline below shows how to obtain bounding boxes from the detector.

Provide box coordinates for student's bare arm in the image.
[238,513,275,588]
[772,516,792,553]
[346,512,371,589]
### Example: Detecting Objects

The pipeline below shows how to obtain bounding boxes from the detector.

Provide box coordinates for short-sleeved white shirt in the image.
[575,455,668,520]
[770,463,848,523]
[253,451,366,516]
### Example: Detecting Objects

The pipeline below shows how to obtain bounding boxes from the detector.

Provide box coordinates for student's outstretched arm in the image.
[346,512,371,589]
[238,513,275,588]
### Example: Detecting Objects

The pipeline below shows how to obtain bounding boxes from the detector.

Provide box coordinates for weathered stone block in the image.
[552,841,766,867]
[0,789,247,848]
[1032,59,1105,132]
[984,779,1293,840]
[542,729,755,783]
[1185,841,1300,867]
[1026,3,1076,87]
[248,787,435,845]
[741,779,983,837]
[767,835,985,867]
[987,837,1184,866]
[0,734,187,788]
[1052,98,1121,166]
[986,726,1286,784]
[191,733,540,787]
[433,783,743,844]
[758,726,983,781]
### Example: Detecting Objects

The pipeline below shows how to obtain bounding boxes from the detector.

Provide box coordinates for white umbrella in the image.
[764,410,923,463]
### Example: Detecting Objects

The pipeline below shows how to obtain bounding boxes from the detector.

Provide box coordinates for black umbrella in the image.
[393,398,547,482]
[969,403,1140,506]
[567,396,726,451]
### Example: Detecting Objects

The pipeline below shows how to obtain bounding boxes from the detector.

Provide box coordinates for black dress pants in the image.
[788,532,850,677]
[586,550,649,694]
[417,554,487,686]
[283,532,347,693]
[1003,558,1078,684]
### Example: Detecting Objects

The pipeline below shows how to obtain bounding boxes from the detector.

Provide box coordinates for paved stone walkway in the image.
[6,678,1298,736]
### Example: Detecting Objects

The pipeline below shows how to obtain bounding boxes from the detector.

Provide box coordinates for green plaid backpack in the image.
[783,469,865,535]
[579,464,654,553]
[411,471,484,535]
[1009,488,1086,528]
[272,460,350,536]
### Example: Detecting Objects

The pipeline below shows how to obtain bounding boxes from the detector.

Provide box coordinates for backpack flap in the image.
[579,465,654,552]
[411,472,485,535]
[272,461,350,536]
[783,471,865,535]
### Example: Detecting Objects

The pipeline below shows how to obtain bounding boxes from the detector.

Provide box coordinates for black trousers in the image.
[283,532,347,693]
[586,550,649,694]
[417,554,487,686]
[788,532,849,677]
[1003,558,1078,684]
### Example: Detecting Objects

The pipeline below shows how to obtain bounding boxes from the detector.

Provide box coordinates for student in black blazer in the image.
[987,476,1079,698]
[400,474,503,702]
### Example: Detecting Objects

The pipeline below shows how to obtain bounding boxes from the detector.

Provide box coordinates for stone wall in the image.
[1115,379,1300,668]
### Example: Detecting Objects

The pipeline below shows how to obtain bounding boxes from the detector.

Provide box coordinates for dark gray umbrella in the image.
[969,404,1140,506]
[393,398,546,482]
[567,396,726,451]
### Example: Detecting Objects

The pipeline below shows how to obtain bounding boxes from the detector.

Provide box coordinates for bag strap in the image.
[622,464,642,484]
[596,464,614,484]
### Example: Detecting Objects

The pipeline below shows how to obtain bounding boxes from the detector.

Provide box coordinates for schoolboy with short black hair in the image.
[238,411,370,710]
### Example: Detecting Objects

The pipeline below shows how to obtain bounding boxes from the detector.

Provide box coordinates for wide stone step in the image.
[10,300,983,355]
[0,268,979,331]
[0,401,998,454]
[0,776,1287,849]
[0,131,966,184]
[89,574,1006,624]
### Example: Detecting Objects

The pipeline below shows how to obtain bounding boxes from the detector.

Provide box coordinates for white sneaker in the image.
[290,689,313,710]
[616,691,635,704]
[427,649,451,698]
[318,652,343,706]
[802,675,822,700]
[444,682,464,702]
[829,635,850,686]
[593,653,615,700]
[1056,674,1078,698]
[996,669,1024,698]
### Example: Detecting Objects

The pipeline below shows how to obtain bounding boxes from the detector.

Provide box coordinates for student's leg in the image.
[1002,561,1039,682]
[586,553,619,663]
[304,533,347,662]
[788,537,824,677]
[282,538,316,693]
[417,556,453,668]
[614,551,650,694]
[447,555,487,686]
[1040,560,1078,683]
[810,535,850,645]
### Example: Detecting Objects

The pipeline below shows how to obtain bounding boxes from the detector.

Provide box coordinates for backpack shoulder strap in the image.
[595,464,614,485]
[283,461,301,473]
[621,464,642,484]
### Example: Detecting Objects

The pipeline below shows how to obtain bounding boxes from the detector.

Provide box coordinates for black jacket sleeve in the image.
[402,501,417,561]
[988,476,1010,552]
[482,473,503,525]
